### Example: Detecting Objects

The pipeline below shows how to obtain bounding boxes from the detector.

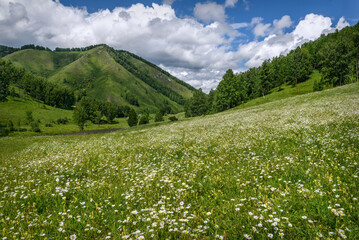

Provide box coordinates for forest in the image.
[185,23,359,117]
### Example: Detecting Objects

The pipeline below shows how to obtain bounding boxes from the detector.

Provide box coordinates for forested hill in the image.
[0,44,194,113]
[185,23,359,117]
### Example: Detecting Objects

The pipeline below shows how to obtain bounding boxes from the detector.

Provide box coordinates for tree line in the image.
[113,50,186,105]
[185,23,359,117]
[121,50,196,91]
[0,60,75,108]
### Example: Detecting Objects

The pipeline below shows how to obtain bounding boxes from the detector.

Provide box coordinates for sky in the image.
[0,0,358,92]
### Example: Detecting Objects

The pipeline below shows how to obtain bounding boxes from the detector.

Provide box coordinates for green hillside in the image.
[0,69,324,136]
[184,23,359,117]
[237,70,323,109]
[3,49,80,77]
[1,83,358,239]
[3,45,194,112]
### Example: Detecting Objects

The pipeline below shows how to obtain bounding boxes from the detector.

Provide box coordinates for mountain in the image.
[2,44,195,112]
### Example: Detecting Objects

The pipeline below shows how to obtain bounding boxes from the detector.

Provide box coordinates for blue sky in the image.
[0,0,357,91]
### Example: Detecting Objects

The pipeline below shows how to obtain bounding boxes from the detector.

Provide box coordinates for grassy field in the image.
[0,83,358,239]
[0,94,130,136]
[1,70,322,136]
[237,70,323,109]
[0,88,184,136]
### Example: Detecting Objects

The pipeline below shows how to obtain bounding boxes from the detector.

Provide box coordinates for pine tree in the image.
[155,111,164,122]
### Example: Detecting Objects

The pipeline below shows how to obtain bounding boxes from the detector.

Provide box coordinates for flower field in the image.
[1,84,359,239]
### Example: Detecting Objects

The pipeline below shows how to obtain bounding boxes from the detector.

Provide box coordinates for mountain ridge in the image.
[1,44,194,113]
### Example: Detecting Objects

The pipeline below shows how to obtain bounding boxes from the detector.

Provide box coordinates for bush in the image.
[155,111,164,122]
[139,113,149,125]
[56,117,69,124]
[0,127,9,137]
[168,115,178,121]
[7,120,14,131]
[9,87,18,97]
[25,111,33,123]
[30,121,41,132]
[127,108,138,127]
[313,78,324,92]
[45,122,53,127]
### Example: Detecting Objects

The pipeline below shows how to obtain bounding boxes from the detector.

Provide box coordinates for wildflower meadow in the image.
[1,84,358,239]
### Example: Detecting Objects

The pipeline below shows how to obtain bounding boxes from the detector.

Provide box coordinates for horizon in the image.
[0,0,358,92]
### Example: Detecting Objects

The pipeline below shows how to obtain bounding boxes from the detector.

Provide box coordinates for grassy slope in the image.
[49,46,184,112]
[0,70,323,136]
[0,83,358,239]
[124,52,193,98]
[3,49,80,77]
[3,46,193,112]
[238,70,323,110]
[0,90,182,136]
[0,94,130,136]
[0,94,72,125]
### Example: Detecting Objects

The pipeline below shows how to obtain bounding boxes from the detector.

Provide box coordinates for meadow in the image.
[0,83,358,239]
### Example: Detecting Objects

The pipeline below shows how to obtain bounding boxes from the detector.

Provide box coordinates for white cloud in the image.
[253,22,271,37]
[239,14,339,68]
[0,1,351,93]
[225,0,238,8]
[272,15,292,35]
[252,15,292,38]
[293,13,332,41]
[250,17,263,25]
[231,22,248,29]
[336,16,349,30]
[193,2,226,23]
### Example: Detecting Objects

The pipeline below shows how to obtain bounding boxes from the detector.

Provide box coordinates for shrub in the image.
[127,108,138,127]
[0,127,9,137]
[9,87,18,97]
[155,111,164,122]
[56,117,69,124]
[7,120,14,131]
[168,115,178,121]
[139,113,149,125]
[313,78,324,92]
[25,111,33,123]
[30,121,41,132]
[45,122,53,127]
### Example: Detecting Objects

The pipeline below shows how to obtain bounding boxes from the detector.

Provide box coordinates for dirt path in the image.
[56,128,124,136]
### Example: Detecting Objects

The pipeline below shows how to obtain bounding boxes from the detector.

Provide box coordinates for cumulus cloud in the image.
[252,15,293,38]
[272,15,293,35]
[253,22,271,37]
[239,14,341,68]
[193,2,226,23]
[0,0,351,92]
[336,16,350,30]
[292,13,332,41]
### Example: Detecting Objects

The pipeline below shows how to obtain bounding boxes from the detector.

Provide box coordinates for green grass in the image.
[0,91,184,136]
[0,92,128,136]
[238,70,323,109]
[0,94,72,126]
[3,46,193,112]
[3,49,80,77]
[1,83,358,239]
